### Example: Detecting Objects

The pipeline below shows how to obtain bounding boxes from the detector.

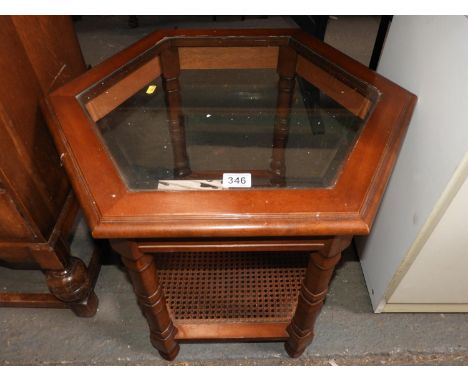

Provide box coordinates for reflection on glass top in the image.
[80,42,378,191]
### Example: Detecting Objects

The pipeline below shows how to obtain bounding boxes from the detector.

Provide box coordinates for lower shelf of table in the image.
[154,251,309,341]
[174,322,289,341]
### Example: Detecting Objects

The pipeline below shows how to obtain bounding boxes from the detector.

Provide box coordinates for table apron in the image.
[137,238,327,253]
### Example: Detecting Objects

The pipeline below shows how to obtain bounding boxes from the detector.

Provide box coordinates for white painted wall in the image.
[356,16,468,311]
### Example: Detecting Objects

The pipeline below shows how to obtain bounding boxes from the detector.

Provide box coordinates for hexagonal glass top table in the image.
[46,29,416,361]
[81,39,376,191]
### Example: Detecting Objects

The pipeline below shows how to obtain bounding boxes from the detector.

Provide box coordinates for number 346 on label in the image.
[222,173,252,188]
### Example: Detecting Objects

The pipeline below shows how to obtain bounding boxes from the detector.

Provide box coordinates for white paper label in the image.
[222,173,251,188]
[157,179,222,190]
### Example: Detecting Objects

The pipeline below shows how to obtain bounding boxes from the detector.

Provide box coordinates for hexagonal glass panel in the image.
[78,36,379,191]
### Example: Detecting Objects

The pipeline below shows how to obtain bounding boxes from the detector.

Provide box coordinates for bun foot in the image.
[46,257,91,302]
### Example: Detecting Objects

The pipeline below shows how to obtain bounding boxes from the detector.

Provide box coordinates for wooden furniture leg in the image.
[285,236,352,358]
[270,45,298,187]
[0,242,101,314]
[45,253,98,317]
[0,193,100,317]
[43,232,101,317]
[38,194,99,317]
[111,240,179,361]
[160,46,191,178]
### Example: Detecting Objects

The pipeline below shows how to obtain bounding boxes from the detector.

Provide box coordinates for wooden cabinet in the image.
[0,16,99,316]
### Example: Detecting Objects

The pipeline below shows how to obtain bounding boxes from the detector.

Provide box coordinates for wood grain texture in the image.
[175,323,289,341]
[0,188,35,241]
[179,46,278,69]
[270,45,298,186]
[11,16,86,93]
[160,46,191,178]
[296,55,372,119]
[286,236,351,357]
[0,243,101,315]
[85,56,161,122]
[112,240,179,361]
[138,238,325,253]
[0,293,69,309]
[0,16,98,316]
[0,17,66,240]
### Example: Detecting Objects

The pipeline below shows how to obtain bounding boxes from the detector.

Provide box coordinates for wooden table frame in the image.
[110,235,351,360]
[44,29,416,360]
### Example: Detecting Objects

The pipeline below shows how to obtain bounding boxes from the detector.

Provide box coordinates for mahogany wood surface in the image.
[270,45,298,186]
[137,238,325,253]
[0,241,102,314]
[178,46,279,70]
[45,29,417,359]
[0,17,68,240]
[296,55,372,119]
[286,236,352,357]
[175,323,289,341]
[11,16,86,94]
[0,293,70,309]
[85,56,162,122]
[160,46,191,178]
[0,16,99,316]
[112,240,179,361]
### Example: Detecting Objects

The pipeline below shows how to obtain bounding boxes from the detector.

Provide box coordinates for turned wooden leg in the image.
[285,236,352,358]
[270,45,297,187]
[45,257,98,317]
[111,240,179,361]
[160,46,191,178]
[43,237,98,317]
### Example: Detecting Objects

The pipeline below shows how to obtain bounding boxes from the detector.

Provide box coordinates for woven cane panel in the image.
[155,252,308,323]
